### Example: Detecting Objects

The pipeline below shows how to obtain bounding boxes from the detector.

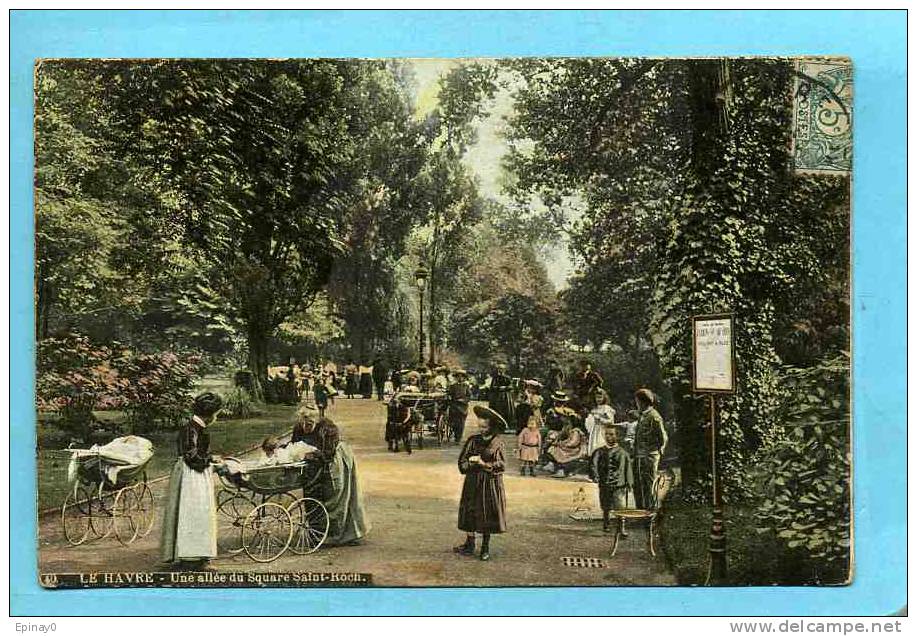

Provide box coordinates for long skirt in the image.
[457,470,507,534]
[488,389,516,431]
[160,460,217,562]
[322,442,370,545]
[359,373,373,398]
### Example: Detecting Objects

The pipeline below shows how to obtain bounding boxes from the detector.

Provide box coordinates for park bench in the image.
[609,468,675,558]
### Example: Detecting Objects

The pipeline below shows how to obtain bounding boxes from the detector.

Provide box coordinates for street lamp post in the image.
[414,265,429,366]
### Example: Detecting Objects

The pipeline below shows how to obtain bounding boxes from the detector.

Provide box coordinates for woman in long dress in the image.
[160,392,222,569]
[292,411,370,546]
[453,405,507,561]
[487,364,515,429]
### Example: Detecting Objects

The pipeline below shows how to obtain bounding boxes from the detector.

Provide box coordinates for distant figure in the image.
[359,363,373,398]
[487,364,516,430]
[546,423,587,478]
[571,359,604,417]
[432,366,449,392]
[516,416,541,477]
[514,379,544,434]
[345,362,358,399]
[446,369,471,443]
[372,357,388,401]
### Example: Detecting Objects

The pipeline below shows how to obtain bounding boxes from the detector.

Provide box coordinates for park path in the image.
[38,399,676,587]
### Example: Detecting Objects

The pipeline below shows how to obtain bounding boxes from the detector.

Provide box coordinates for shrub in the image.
[36,333,131,435]
[220,387,261,420]
[753,352,850,583]
[120,351,201,431]
[37,331,202,436]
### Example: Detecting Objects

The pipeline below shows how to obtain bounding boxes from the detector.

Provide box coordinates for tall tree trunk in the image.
[246,323,270,401]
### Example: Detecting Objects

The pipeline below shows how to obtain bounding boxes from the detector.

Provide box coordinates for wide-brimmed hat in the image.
[453,368,467,377]
[551,390,570,402]
[405,370,421,382]
[472,405,507,433]
[524,379,543,389]
[435,366,448,374]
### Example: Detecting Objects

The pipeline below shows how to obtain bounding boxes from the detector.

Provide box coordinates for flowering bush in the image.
[37,332,201,435]
[120,351,201,431]
[36,333,131,434]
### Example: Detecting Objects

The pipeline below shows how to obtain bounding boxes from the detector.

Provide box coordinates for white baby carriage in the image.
[60,436,155,546]
[215,456,330,563]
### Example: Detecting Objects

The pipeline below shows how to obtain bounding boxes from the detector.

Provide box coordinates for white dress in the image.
[585,404,616,457]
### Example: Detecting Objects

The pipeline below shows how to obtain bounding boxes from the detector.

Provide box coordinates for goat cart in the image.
[393,391,449,449]
[215,458,330,563]
[61,438,156,547]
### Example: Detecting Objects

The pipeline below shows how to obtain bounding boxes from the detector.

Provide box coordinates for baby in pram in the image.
[215,436,320,481]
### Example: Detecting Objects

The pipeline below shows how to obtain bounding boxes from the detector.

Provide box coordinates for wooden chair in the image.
[610,469,674,558]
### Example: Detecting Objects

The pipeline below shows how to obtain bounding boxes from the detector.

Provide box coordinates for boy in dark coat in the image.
[592,426,634,533]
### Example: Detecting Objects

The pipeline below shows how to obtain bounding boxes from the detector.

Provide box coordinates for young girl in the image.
[516,416,542,476]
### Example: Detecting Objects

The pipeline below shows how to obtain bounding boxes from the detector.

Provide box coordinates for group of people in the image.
[160,357,668,569]
[160,392,370,570]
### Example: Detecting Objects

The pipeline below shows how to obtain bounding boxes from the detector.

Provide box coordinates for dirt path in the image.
[39,399,676,587]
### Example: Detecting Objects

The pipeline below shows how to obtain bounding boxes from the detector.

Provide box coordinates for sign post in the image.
[691,312,736,586]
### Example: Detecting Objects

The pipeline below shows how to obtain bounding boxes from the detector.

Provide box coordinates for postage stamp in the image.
[792,57,853,174]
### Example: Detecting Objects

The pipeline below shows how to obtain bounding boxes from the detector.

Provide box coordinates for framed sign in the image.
[692,313,736,394]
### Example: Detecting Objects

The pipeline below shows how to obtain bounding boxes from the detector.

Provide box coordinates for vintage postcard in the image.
[34,56,851,590]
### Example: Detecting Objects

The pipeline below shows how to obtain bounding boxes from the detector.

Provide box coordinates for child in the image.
[592,426,634,533]
[516,416,542,476]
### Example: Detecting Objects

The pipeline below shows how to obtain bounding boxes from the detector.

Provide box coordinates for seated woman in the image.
[546,423,587,478]
[291,410,370,546]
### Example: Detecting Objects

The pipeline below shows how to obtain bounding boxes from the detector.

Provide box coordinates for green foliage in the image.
[504,58,850,499]
[120,351,202,432]
[219,387,262,420]
[754,353,850,580]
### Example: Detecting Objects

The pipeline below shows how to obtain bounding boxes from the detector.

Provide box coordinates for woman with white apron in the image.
[160,392,222,570]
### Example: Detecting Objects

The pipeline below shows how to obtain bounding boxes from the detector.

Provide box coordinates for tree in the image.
[503,58,850,496]
[34,63,187,341]
[95,60,433,396]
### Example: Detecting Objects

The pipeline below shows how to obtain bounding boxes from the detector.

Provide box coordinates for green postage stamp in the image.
[792,57,853,174]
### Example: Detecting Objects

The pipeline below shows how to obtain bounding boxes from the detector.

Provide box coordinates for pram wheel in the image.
[89,487,114,540]
[133,483,155,538]
[113,486,140,545]
[287,497,329,555]
[61,484,93,545]
[241,502,293,563]
[217,490,255,526]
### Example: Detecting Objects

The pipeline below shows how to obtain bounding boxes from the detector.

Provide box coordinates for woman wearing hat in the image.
[454,405,508,561]
[161,392,222,569]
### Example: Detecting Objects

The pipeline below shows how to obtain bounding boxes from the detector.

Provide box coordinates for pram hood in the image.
[67,436,154,484]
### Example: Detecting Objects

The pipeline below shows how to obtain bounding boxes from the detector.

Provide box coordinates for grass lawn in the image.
[659,493,849,586]
[36,375,303,511]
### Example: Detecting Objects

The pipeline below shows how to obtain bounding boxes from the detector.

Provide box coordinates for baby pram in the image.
[215,456,330,563]
[61,436,155,546]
